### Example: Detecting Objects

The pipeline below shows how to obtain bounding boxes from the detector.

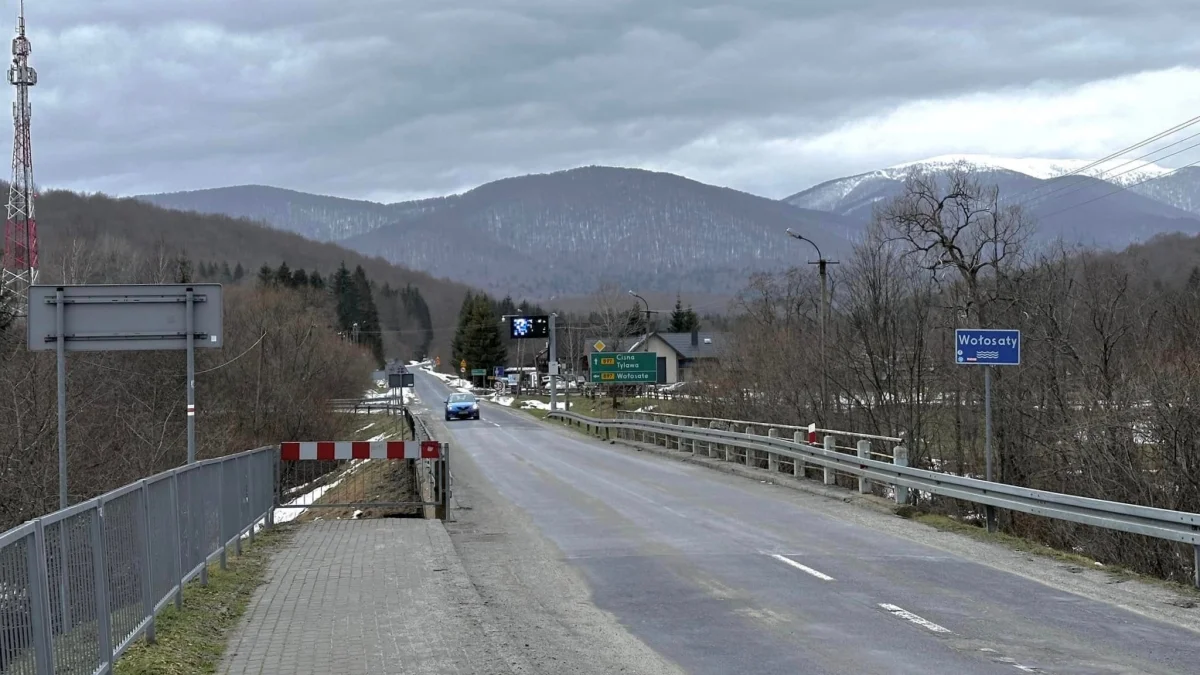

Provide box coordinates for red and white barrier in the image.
[808,423,817,444]
[280,440,441,461]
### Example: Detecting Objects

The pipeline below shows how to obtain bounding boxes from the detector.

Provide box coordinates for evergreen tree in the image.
[220,261,233,282]
[175,255,193,283]
[451,293,506,373]
[291,268,309,288]
[667,294,701,333]
[257,263,274,287]
[233,262,246,282]
[332,263,356,331]
[309,271,325,290]
[274,261,292,287]
[352,266,384,363]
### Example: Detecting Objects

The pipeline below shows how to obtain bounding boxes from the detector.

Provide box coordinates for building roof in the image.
[635,331,725,360]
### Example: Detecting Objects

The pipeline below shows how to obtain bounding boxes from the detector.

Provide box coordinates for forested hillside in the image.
[33,186,472,359]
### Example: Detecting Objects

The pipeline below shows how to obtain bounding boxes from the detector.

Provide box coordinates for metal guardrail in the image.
[617,410,903,444]
[405,407,451,517]
[0,446,276,674]
[550,410,1200,587]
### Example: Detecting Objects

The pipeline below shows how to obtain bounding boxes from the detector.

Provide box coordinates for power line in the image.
[1014,126,1200,208]
[1036,151,1200,221]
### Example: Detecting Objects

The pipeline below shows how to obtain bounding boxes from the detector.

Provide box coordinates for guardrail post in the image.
[680,419,691,453]
[823,436,836,485]
[767,429,779,472]
[1194,545,1200,589]
[739,422,748,466]
[793,431,805,477]
[893,445,909,505]
[857,440,871,494]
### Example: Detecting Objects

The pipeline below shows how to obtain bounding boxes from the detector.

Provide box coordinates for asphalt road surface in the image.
[413,372,1200,675]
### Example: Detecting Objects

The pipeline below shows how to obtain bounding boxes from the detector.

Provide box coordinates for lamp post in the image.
[628,290,651,337]
[786,228,838,427]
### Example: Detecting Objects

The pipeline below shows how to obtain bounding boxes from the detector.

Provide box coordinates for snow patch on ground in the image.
[520,399,571,411]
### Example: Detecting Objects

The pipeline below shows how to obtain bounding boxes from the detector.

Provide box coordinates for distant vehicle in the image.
[444,392,479,421]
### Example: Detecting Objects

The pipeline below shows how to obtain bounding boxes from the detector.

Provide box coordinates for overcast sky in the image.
[25,0,1200,202]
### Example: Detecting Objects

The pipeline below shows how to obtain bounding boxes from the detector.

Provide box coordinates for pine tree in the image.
[291,268,309,288]
[257,264,274,287]
[351,266,384,364]
[332,263,356,331]
[233,262,246,282]
[274,261,292,287]
[220,261,233,282]
[452,293,506,373]
[668,294,700,333]
[175,255,193,283]
[309,271,325,290]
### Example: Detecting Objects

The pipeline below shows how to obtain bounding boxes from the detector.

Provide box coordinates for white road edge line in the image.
[878,603,952,633]
[769,554,835,581]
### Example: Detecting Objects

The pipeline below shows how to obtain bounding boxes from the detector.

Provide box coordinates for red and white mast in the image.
[0,0,37,311]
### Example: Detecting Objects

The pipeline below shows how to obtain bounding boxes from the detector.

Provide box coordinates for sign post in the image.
[955,328,1020,533]
[28,284,224,507]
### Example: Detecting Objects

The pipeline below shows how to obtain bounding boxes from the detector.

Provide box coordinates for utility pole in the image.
[786,229,838,427]
[549,313,558,411]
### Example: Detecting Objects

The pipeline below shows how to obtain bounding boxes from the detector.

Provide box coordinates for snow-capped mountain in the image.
[886,154,1174,187]
[785,154,1200,250]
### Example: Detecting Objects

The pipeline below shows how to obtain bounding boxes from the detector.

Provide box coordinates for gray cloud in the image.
[22,0,1200,200]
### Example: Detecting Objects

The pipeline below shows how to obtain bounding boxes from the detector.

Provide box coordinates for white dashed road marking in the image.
[769,554,835,581]
[877,603,951,633]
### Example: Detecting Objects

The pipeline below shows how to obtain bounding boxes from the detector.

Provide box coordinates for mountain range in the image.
[138,155,1200,297]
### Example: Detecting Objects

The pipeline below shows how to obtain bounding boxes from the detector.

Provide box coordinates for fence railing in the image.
[549,410,1200,588]
[0,447,276,675]
[407,408,451,518]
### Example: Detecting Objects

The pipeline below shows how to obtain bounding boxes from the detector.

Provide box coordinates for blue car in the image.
[444,392,480,421]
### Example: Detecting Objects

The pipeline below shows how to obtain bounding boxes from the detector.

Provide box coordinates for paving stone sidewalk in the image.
[220,519,512,675]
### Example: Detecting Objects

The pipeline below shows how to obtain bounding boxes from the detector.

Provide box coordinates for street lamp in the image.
[628,290,652,337]
[786,228,838,427]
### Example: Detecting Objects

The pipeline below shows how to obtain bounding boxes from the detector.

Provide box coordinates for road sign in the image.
[27,284,223,352]
[593,340,606,352]
[25,283,225,509]
[388,372,414,388]
[494,366,504,378]
[459,359,467,370]
[955,329,1020,366]
[459,367,465,374]
[589,352,657,383]
[471,368,486,376]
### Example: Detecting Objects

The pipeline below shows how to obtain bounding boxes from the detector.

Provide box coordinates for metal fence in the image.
[0,447,276,675]
[548,410,1200,588]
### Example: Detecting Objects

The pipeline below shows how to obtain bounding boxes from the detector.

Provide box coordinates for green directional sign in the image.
[470,368,487,376]
[589,352,657,383]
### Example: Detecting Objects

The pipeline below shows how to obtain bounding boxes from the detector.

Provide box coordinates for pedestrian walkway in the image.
[220,519,510,675]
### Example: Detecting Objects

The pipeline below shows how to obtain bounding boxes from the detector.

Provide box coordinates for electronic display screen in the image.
[509,315,550,339]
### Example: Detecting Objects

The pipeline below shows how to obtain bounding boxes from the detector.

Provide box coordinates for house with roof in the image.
[626,329,725,384]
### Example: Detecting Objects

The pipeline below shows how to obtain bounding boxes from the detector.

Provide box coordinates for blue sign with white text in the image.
[955,329,1020,366]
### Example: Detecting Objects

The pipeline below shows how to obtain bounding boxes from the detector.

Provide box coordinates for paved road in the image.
[417,372,1200,674]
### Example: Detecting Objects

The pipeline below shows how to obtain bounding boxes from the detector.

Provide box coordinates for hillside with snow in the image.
[785,154,1200,250]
